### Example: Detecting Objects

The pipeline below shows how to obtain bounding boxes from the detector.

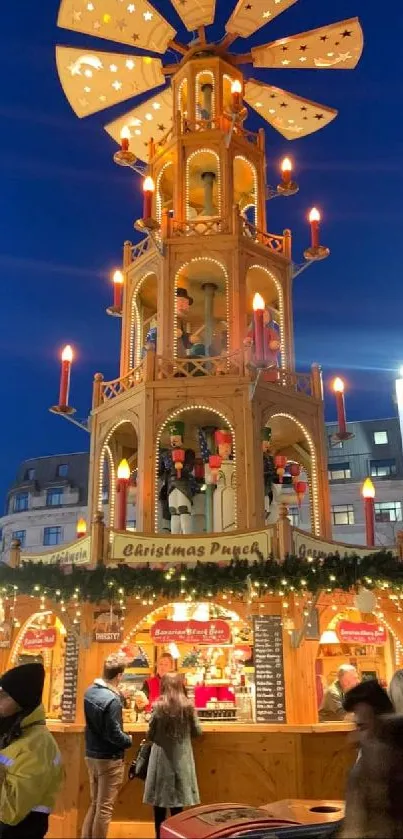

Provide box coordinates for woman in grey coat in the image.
[143,672,202,839]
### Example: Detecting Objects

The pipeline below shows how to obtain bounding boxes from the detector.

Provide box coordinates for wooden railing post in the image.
[311,363,323,401]
[9,539,21,568]
[91,511,106,568]
[161,208,170,239]
[258,127,265,151]
[277,504,293,561]
[283,228,292,260]
[143,347,156,381]
[232,204,241,236]
[397,530,403,561]
[92,373,104,410]
[123,240,132,268]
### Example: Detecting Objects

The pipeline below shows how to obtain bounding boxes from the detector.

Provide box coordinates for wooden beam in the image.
[220,32,238,50]
[232,52,252,65]
[162,64,179,75]
[167,39,188,56]
[198,25,206,44]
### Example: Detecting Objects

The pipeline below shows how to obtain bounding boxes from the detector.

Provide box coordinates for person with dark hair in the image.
[0,662,63,838]
[389,669,403,714]
[81,655,132,839]
[136,652,175,713]
[143,672,202,839]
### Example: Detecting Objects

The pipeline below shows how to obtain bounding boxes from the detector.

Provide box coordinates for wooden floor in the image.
[109,822,154,839]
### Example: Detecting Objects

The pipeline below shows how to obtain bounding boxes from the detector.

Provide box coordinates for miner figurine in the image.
[159,421,196,534]
[261,427,277,523]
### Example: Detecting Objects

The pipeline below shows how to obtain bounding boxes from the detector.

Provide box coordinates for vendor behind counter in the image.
[136,652,175,712]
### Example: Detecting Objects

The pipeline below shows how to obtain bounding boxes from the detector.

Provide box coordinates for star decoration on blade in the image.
[55,0,363,157]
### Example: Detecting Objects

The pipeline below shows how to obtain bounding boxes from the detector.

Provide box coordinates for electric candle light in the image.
[281,157,292,186]
[309,207,320,249]
[143,175,155,220]
[113,269,124,310]
[362,477,376,548]
[59,345,73,408]
[120,126,130,152]
[116,458,130,531]
[76,518,87,539]
[333,376,347,437]
[252,292,265,366]
[231,79,242,110]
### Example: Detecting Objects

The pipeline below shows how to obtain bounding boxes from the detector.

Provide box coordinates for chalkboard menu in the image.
[253,615,286,723]
[61,629,80,722]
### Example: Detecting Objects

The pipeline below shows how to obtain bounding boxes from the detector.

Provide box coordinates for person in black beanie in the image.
[0,662,63,838]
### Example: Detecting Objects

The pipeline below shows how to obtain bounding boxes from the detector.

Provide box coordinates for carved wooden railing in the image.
[130,237,154,262]
[182,117,222,133]
[156,351,245,380]
[241,218,285,254]
[100,361,145,402]
[171,217,229,237]
[276,368,313,397]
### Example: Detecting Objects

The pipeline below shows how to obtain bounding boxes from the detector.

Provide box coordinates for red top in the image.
[145,675,161,711]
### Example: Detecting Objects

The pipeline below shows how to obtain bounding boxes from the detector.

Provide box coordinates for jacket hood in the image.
[21,704,46,728]
[93,679,120,697]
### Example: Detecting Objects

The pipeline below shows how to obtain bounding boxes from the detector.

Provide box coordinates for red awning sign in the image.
[337,621,386,646]
[151,620,231,645]
[22,628,57,650]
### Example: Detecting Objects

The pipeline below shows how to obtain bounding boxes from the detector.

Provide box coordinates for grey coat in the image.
[143,708,202,808]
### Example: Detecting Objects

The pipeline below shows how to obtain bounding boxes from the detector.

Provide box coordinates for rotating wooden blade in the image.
[244,80,337,140]
[56,47,165,117]
[57,0,176,54]
[105,88,173,162]
[226,0,298,39]
[170,0,216,31]
[252,17,363,69]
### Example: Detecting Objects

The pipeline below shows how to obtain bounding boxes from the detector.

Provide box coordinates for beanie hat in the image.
[0,663,45,712]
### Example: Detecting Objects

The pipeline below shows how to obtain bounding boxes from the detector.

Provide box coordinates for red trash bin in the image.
[160,803,297,839]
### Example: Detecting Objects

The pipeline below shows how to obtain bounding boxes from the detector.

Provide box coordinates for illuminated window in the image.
[374,501,402,523]
[332,504,355,525]
[328,462,351,481]
[43,527,63,546]
[370,459,396,478]
[57,464,69,477]
[12,530,26,547]
[46,488,63,507]
[374,431,388,445]
[14,493,29,513]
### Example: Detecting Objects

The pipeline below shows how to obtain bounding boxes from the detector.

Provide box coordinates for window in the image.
[374,431,388,445]
[328,462,351,481]
[57,464,68,478]
[374,501,402,523]
[14,493,29,513]
[46,487,63,507]
[12,530,26,547]
[43,527,63,546]
[24,468,35,481]
[332,504,355,526]
[370,459,396,478]
[287,507,299,527]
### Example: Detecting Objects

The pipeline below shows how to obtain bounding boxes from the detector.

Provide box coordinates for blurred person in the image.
[143,672,202,839]
[0,662,63,839]
[389,669,403,714]
[340,714,403,838]
[136,653,174,713]
[319,664,359,722]
[82,655,132,839]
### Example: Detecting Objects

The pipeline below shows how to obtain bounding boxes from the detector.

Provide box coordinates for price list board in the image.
[61,630,80,722]
[253,615,286,723]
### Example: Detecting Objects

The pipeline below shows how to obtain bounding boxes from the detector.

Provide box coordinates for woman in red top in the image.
[138,653,174,712]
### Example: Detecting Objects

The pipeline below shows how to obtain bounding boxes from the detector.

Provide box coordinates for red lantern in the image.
[172,448,185,475]
[274,454,287,483]
[209,453,222,484]
[289,463,301,485]
[295,480,307,506]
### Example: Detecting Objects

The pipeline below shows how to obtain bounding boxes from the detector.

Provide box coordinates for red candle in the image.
[333,377,347,436]
[120,126,130,152]
[59,345,73,408]
[362,478,375,547]
[281,157,292,186]
[309,207,320,249]
[231,79,242,110]
[252,293,265,366]
[113,269,124,310]
[143,175,155,219]
[116,459,130,531]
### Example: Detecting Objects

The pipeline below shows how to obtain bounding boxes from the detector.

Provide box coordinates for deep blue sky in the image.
[0,0,401,502]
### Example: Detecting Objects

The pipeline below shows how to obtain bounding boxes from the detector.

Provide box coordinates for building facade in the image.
[0,453,89,561]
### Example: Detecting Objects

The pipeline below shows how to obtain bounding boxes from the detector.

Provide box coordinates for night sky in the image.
[0,0,401,502]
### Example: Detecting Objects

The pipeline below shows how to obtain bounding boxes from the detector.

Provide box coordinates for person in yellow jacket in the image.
[0,662,63,838]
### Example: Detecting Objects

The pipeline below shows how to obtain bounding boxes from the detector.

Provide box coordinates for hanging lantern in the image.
[172,448,185,475]
[274,455,287,483]
[295,480,307,506]
[289,463,301,485]
[208,453,222,484]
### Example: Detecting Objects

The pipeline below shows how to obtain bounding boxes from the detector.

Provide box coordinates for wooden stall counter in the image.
[47,722,355,839]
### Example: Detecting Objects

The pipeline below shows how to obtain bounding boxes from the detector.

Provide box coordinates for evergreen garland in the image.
[0,551,402,603]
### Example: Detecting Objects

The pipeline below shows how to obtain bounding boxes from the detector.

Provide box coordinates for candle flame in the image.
[61,345,73,363]
[113,269,124,285]
[252,292,265,311]
[309,207,320,223]
[231,79,242,94]
[117,458,131,480]
[362,477,375,499]
[120,126,130,140]
[281,157,292,172]
[333,376,345,393]
[143,175,155,193]
[76,518,87,536]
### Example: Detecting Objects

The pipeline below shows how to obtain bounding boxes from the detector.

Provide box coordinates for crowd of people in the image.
[2,656,403,837]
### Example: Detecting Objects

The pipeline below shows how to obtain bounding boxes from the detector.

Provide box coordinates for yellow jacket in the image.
[0,704,63,826]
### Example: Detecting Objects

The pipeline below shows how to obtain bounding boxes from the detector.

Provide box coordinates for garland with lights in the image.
[0,552,402,604]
